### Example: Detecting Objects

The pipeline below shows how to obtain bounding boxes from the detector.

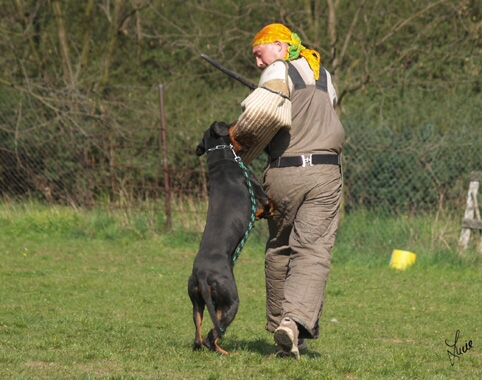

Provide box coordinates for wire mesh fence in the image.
[1,84,481,237]
[0,84,165,208]
[342,120,482,215]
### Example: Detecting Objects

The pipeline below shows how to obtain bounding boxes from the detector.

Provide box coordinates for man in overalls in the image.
[231,23,345,358]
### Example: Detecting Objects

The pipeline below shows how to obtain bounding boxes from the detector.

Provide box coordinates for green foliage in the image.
[1,1,480,95]
[0,1,481,212]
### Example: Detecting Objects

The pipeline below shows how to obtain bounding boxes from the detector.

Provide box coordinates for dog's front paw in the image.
[255,198,274,220]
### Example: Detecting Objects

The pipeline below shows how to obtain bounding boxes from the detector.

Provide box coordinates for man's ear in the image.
[211,121,230,137]
[273,40,288,58]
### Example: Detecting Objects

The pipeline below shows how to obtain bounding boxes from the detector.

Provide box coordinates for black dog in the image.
[187,121,273,355]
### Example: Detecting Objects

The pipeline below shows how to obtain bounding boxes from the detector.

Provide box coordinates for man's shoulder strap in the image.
[287,61,328,93]
[287,62,305,90]
[316,66,328,92]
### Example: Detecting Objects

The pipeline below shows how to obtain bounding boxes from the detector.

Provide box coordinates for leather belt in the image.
[269,154,340,168]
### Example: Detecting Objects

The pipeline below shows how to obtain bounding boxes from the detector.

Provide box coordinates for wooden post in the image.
[159,84,171,231]
[459,171,482,253]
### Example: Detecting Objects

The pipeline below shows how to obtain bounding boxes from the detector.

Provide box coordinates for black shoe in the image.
[298,338,308,351]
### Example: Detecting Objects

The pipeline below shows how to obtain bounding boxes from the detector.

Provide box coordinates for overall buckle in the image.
[301,154,313,167]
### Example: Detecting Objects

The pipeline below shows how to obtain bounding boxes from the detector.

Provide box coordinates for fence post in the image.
[159,84,171,231]
[459,171,482,253]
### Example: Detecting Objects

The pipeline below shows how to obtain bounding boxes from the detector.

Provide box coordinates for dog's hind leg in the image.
[203,326,229,355]
[192,303,204,350]
[203,299,239,355]
[189,279,206,350]
[203,329,229,356]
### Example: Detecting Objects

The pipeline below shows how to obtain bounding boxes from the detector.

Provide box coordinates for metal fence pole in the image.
[159,84,171,230]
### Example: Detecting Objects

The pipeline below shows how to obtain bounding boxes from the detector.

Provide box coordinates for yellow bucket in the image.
[389,250,417,270]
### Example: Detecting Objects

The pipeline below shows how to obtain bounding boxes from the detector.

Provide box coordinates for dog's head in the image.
[195,121,231,156]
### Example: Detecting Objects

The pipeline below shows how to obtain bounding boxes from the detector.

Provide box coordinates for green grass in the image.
[1,202,481,379]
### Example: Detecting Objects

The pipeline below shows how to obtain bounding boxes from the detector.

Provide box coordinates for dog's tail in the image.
[198,278,225,338]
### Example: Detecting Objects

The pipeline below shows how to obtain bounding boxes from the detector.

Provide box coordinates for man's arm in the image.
[231,61,292,164]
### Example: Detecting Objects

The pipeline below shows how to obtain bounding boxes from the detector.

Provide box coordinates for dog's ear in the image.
[211,121,230,138]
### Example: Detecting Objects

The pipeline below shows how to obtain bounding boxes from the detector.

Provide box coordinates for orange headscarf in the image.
[252,23,321,80]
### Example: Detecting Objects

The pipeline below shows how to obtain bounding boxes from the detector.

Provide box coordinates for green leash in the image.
[229,145,257,265]
[232,153,257,265]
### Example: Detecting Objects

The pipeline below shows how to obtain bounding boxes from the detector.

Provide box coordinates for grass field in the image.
[1,202,481,379]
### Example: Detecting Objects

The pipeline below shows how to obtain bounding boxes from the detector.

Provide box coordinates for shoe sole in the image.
[274,327,300,358]
[275,349,298,358]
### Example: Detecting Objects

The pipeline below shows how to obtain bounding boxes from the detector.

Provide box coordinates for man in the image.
[231,23,345,358]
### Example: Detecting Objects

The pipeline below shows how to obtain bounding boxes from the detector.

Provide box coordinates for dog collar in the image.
[205,144,241,162]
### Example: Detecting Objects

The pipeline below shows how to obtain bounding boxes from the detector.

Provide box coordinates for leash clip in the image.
[301,154,313,167]
[229,144,241,162]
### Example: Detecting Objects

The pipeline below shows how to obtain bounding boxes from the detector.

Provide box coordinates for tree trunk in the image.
[51,0,74,87]
[11,0,42,71]
[80,0,95,68]
[304,0,320,46]
[97,0,126,91]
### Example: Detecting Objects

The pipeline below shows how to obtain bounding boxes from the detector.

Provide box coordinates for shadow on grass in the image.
[223,337,322,358]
